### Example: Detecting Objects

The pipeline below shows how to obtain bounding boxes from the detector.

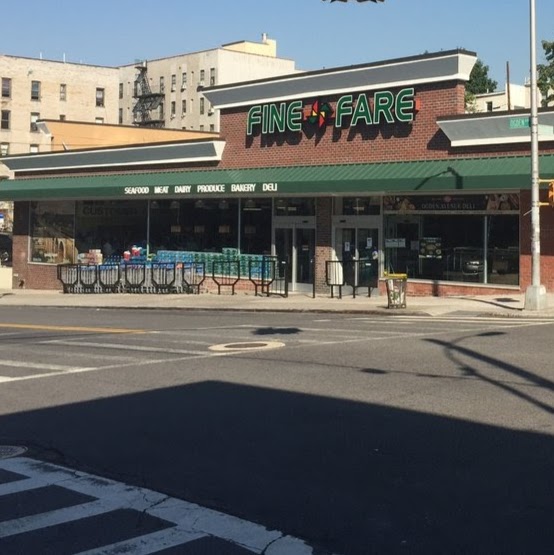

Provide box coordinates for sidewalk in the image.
[2,288,554,317]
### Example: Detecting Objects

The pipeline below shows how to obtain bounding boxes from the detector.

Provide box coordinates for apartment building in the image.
[118,35,298,132]
[0,55,120,157]
[473,83,534,113]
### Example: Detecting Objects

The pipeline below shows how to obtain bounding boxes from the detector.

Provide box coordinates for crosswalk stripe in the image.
[77,527,206,555]
[0,498,122,538]
[0,458,323,554]
[0,477,45,497]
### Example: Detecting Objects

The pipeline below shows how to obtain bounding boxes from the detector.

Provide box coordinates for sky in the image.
[2,0,553,88]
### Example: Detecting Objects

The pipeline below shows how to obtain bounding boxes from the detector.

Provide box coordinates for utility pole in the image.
[524,0,548,311]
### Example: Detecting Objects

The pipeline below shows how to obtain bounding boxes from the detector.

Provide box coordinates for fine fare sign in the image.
[247,88,416,136]
[124,182,279,196]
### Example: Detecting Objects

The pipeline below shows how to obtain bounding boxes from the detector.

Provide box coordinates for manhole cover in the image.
[210,341,284,352]
[0,445,28,459]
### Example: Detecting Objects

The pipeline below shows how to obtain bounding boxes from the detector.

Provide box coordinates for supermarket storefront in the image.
[1,48,554,294]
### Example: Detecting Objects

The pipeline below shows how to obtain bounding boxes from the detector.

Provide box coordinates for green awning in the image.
[1,155,552,201]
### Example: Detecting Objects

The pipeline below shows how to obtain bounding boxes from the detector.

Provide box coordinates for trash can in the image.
[385,273,407,309]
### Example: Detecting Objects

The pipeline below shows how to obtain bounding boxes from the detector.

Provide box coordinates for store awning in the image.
[1,155,553,201]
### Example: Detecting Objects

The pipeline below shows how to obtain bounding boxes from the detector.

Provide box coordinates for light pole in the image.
[524,0,548,310]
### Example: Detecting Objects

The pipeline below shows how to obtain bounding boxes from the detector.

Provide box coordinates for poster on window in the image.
[419,237,442,259]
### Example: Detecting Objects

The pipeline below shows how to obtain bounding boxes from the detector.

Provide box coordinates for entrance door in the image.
[335,227,379,288]
[275,226,315,292]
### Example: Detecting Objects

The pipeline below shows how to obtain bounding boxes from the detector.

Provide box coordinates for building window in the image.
[181,72,187,89]
[0,143,8,156]
[200,125,204,131]
[200,97,205,115]
[383,194,520,286]
[60,114,66,121]
[95,117,104,124]
[1,78,11,98]
[30,200,76,264]
[1,110,10,130]
[199,69,205,85]
[96,88,105,107]
[209,124,215,133]
[30,144,39,154]
[30,112,40,132]
[159,102,164,120]
[95,88,105,108]
[181,99,187,114]
[119,83,123,99]
[60,83,67,101]
[159,76,165,93]
[31,80,41,100]
[486,101,493,112]
[170,101,176,118]
[171,74,176,92]
[210,68,216,86]
[118,108,123,124]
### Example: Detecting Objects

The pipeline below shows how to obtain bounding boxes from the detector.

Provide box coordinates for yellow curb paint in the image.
[0,323,145,334]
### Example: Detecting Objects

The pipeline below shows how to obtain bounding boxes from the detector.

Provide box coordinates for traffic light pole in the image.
[524,0,548,311]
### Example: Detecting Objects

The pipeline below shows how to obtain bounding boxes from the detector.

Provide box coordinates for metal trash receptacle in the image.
[385,273,407,308]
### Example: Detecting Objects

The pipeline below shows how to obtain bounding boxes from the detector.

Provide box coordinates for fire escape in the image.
[132,61,165,128]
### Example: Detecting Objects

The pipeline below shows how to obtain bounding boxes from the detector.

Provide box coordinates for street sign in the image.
[509,117,530,129]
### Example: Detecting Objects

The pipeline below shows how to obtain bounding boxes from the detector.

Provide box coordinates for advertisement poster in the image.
[419,237,442,259]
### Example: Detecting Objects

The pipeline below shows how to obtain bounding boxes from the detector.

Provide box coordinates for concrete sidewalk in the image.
[1,287,554,317]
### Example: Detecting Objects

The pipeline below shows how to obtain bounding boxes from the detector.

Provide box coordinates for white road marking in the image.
[41,340,208,356]
[0,457,322,554]
[78,528,206,555]
[0,359,90,372]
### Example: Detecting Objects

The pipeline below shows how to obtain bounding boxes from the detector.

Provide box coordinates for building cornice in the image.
[203,49,477,109]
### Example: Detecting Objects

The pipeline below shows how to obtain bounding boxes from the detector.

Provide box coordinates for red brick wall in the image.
[12,202,61,290]
[220,82,467,169]
[519,189,554,292]
[315,198,333,294]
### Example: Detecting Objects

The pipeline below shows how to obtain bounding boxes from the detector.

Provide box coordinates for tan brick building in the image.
[0,55,120,156]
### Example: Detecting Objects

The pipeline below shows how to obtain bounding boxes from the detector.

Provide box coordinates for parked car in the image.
[0,233,12,266]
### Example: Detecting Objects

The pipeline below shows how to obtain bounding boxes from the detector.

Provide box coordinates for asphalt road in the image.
[1,307,554,554]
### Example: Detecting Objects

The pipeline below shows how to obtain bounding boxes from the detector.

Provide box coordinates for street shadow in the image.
[252,327,302,336]
[1,381,554,554]
[426,336,554,415]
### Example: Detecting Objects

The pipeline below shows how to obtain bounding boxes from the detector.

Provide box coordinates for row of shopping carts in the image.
[57,257,286,296]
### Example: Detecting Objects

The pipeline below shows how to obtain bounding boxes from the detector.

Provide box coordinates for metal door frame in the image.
[273,216,316,292]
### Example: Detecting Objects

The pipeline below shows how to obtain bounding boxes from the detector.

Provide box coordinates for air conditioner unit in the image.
[198,80,205,87]
[181,85,186,91]
[208,108,215,115]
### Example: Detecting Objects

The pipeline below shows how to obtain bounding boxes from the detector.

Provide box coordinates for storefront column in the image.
[315,197,333,295]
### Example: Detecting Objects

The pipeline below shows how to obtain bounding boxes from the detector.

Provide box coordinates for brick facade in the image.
[7,61,554,297]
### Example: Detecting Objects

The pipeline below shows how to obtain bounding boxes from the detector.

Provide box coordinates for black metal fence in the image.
[325,259,379,298]
[57,262,206,294]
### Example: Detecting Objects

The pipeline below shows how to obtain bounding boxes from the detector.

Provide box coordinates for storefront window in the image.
[335,196,380,215]
[274,198,315,216]
[75,200,147,258]
[384,194,519,286]
[30,201,76,264]
[240,198,272,254]
[149,199,239,253]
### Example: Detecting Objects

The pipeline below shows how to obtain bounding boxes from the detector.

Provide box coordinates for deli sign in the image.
[247,87,415,136]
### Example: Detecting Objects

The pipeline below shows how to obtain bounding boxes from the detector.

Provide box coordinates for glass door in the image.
[335,227,379,288]
[275,226,315,292]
